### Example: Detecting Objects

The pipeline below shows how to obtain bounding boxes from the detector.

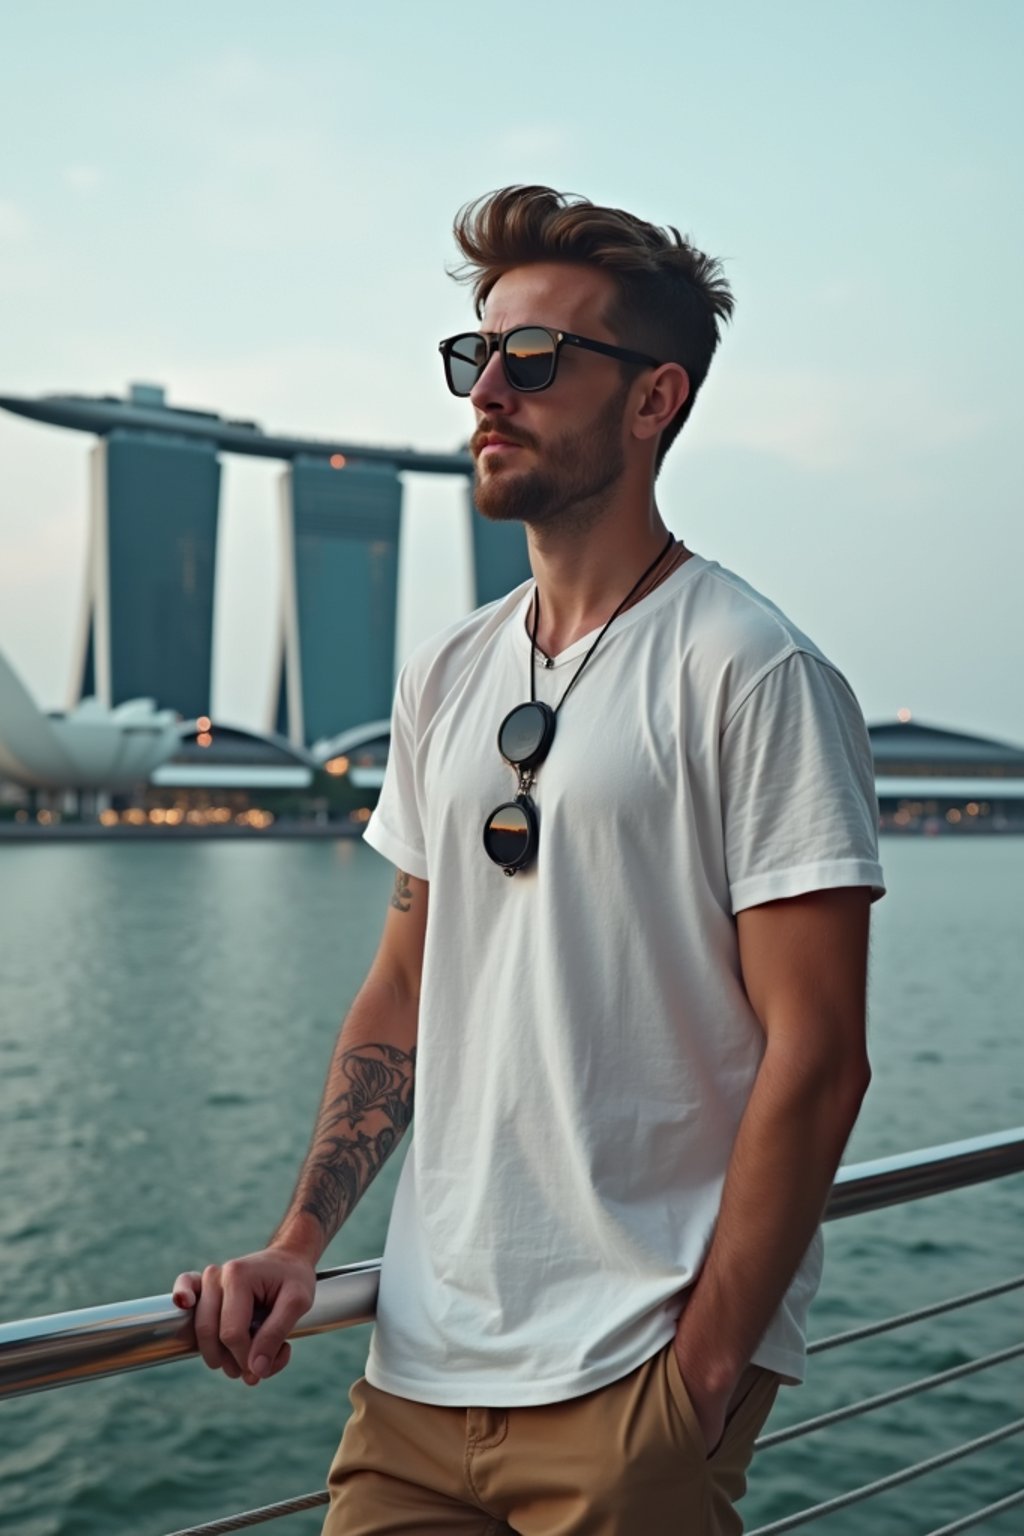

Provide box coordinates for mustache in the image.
[471,421,537,456]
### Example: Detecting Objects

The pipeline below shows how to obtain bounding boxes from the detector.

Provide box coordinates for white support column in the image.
[90,441,112,708]
[275,466,305,748]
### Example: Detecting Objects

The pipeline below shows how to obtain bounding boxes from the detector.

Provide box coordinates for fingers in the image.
[247,1283,312,1379]
[176,1251,314,1385]
[257,1341,292,1381]
[171,1271,202,1309]
[192,1264,253,1380]
[219,1260,273,1384]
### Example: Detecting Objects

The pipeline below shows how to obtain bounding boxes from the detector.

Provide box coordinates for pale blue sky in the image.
[1,0,1021,739]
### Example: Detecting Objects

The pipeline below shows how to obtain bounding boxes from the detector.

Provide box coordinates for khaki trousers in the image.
[322,1345,779,1535]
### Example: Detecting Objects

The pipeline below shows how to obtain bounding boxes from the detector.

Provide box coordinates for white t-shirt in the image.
[363,552,885,1406]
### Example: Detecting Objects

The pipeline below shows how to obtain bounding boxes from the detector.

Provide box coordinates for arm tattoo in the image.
[390,870,413,912]
[300,1042,416,1240]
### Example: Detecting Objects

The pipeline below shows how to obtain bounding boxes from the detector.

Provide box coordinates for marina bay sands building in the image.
[0,384,530,746]
[273,456,404,745]
[74,419,222,721]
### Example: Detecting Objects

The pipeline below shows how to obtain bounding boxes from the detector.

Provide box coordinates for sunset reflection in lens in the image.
[505,327,556,389]
[483,801,532,868]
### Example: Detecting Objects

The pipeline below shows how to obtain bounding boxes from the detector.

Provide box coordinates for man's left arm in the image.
[673,885,873,1452]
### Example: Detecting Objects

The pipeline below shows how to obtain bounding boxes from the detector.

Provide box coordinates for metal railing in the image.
[2,1127,1023,1534]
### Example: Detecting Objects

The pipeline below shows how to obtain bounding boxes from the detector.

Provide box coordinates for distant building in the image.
[72,415,221,718]
[0,643,178,792]
[136,719,372,832]
[869,719,1024,831]
[272,458,403,747]
[151,720,316,794]
[313,718,391,794]
[0,383,475,743]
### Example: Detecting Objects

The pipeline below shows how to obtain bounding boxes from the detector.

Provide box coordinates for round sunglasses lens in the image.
[504,327,556,390]
[483,801,533,869]
[448,335,488,396]
[498,701,555,769]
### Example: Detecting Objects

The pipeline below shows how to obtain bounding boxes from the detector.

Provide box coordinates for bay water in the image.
[1,837,1022,1534]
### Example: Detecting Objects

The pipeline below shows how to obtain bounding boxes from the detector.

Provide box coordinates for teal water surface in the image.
[1,837,1022,1534]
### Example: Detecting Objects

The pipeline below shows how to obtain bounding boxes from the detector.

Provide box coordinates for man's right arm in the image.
[171,867,427,1386]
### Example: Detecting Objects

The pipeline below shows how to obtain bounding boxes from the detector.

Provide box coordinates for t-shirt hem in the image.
[365,1328,806,1406]
[749,1340,806,1385]
[364,1336,677,1408]
[363,814,429,882]
[730,859,886,914]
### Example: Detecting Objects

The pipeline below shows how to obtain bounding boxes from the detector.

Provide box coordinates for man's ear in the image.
[630,364,690,445]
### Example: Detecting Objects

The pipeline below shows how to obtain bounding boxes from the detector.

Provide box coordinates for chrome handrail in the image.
[825,1125,1024,1217]
[1,1127,1022,1402]
[0,1258,381,1401]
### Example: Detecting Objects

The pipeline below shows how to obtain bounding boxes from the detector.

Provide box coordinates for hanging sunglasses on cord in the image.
[483,532,676,876]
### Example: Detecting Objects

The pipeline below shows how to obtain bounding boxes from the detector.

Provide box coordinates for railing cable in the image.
[807,1272,1024,1355]
[757,1340,1024,1448]
[745,1416,1024,1536]
[924,1487,1024,1536]
[164,1488,329,1536]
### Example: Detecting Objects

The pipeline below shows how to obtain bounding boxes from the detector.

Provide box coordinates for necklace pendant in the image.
[544,655,554,669]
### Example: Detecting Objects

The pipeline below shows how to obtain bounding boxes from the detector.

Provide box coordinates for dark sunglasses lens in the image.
[498,701,555,770]
[483,801,533,869]
[504,327,556,390]
[447,335,488,396]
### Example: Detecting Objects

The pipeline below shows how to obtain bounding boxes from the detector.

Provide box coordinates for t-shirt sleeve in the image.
[720,649,885,913]
[363,662,429,881]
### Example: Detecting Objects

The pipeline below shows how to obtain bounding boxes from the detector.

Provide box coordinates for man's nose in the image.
[469,347,517,415]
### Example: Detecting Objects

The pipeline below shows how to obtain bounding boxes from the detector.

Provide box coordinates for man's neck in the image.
[526,500,678,658]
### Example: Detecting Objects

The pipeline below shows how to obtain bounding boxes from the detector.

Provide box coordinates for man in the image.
[174,185,885,1534]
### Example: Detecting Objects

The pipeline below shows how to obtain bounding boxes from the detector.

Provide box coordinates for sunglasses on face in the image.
[438,325,662,397]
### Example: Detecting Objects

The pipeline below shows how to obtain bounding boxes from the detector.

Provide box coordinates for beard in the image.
[473,383,629,534]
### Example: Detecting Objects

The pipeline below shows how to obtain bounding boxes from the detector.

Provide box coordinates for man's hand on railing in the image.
[172,1249,317,1387]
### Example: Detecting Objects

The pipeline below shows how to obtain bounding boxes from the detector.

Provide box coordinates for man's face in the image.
[467,263,633,531]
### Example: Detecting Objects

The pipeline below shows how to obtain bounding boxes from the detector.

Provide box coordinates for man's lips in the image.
[472,427,533,457]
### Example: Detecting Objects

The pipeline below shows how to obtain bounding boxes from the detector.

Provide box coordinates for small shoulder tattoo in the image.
[390,871,413,912]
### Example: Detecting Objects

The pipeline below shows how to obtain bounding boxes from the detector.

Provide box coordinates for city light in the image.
[897,707,913,723]
[197,731,213,748]
[325,755,350,776]
[197,715,212,732]
[329,453,346,469]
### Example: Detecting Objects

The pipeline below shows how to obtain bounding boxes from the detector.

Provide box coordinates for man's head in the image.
[445,185,733,528]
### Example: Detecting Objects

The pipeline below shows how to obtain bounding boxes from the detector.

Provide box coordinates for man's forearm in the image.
[270,978,419,1264]
[675,1035,870,1394]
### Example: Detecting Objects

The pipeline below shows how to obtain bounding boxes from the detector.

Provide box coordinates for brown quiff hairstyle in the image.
[450,185,734,469]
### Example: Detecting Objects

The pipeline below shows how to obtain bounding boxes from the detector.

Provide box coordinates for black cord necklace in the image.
[530,528,676,709]
[482,530,676,875]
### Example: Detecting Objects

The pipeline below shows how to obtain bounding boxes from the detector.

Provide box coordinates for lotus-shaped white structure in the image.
[0,647,180,791]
